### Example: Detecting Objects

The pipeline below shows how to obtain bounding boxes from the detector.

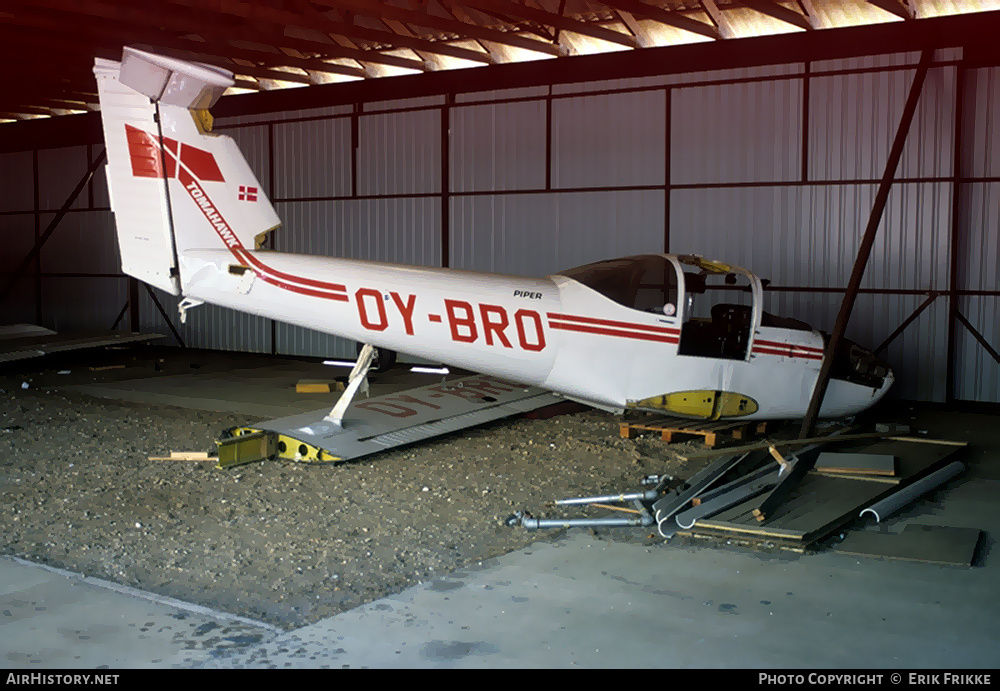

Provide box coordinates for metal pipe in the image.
[859,461,964,523]
[553,490,660,506]
[505,511,654,531]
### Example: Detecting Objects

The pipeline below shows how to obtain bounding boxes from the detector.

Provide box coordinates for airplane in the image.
[91,47,894,462]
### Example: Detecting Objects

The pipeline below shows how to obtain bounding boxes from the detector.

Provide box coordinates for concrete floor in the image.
[3,354,998,668]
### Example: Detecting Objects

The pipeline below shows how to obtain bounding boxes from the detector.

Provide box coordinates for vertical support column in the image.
[801,62,811,183]
[945,62,967,403]
[33,149,41,325]
[268,121,277,355]
[441,92,453,268]
[545,85,553,192]
[799,49,932,438]
[664,86,672,254]
[128,277,140,333]
[350,101,360,198]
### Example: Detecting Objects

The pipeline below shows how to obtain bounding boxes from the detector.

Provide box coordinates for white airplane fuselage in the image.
[180,249,893,419]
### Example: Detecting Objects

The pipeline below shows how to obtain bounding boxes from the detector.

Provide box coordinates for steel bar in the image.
[143,284,186,348]
[874,292,940,355]
[554,490,660,506]
[946,62,967,402]
[512,513,654,531]
[800,49,932,438]
[954,310,1000,365]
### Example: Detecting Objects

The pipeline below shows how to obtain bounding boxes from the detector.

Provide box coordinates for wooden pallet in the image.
[619,415,769,448]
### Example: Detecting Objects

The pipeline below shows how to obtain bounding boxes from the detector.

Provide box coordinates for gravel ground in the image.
[0,348,702,630]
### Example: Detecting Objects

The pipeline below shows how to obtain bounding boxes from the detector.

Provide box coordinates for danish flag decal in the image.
[239,185,258,202]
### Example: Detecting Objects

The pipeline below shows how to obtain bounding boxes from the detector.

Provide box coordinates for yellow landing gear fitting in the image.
[216,426,342,469]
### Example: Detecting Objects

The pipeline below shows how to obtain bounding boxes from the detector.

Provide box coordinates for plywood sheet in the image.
[834,524,982,566]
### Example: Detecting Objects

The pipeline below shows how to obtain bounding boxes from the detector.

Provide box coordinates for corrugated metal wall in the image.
[1,48,998,403]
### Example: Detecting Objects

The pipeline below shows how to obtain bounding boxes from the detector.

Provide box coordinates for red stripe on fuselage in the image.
[549,321,679,344]
[177,170,347,301]
[547,312,679,336]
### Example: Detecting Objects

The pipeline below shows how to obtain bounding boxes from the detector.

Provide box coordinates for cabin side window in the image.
[558,256,679,315]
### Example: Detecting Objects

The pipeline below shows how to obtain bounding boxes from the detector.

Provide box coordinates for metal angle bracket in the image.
[178,297,204,324]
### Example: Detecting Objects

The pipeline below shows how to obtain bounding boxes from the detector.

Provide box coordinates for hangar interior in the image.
[0,2,997,405]
[0,1,999,669]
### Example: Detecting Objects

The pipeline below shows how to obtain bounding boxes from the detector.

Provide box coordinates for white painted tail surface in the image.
[93,47,281,296]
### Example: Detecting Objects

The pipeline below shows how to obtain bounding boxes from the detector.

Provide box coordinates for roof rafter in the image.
[316,0,564,57]
[600,0,722,40]
[741,0,814,31]
[867,0,918,20]
[162,0,495,65]
[699,0,736,39]
[3,0,368,81]
[463,0,639,49]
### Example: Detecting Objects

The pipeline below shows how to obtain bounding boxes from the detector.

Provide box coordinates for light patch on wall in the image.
[558,24,635,56]
[724,6,809,37]
[627,17,715,48]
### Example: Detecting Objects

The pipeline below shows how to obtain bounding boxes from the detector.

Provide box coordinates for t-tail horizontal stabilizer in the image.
[217,374,563,467]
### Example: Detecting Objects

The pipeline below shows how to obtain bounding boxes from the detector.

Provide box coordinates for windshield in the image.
[557,255,678,313]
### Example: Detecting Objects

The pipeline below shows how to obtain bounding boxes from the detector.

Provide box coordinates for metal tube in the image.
[554,490,660,506]
[521,515,654,531]
[859,461,964,523]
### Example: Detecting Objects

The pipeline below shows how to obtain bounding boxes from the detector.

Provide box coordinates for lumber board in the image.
[148,451,214,461]
[677,430,884,461]
[834,524,981,566]
[815,451,897,476]
[295,380,345,393]
[810,469,900,484]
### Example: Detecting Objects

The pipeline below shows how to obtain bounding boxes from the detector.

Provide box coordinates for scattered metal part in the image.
[508,479,663,531]
[859,461,965,523]
[505,510,654,531]
[552,489,660,506]
[674,469,781,530]
[652,452,752,537]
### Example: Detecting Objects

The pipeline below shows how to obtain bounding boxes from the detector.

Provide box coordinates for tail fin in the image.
[94,47,281,295]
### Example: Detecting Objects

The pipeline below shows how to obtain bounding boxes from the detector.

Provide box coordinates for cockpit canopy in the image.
[556,255,678,313]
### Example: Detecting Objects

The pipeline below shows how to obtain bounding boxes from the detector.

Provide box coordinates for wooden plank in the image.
[815,451,897,476]
[148,451,214,461]
[296,379,345,393]
[834,524,981,566]
[678,430,886,461]
[810,469,900,484]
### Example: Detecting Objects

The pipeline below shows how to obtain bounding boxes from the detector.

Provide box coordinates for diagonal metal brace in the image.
[0,148,107,303]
